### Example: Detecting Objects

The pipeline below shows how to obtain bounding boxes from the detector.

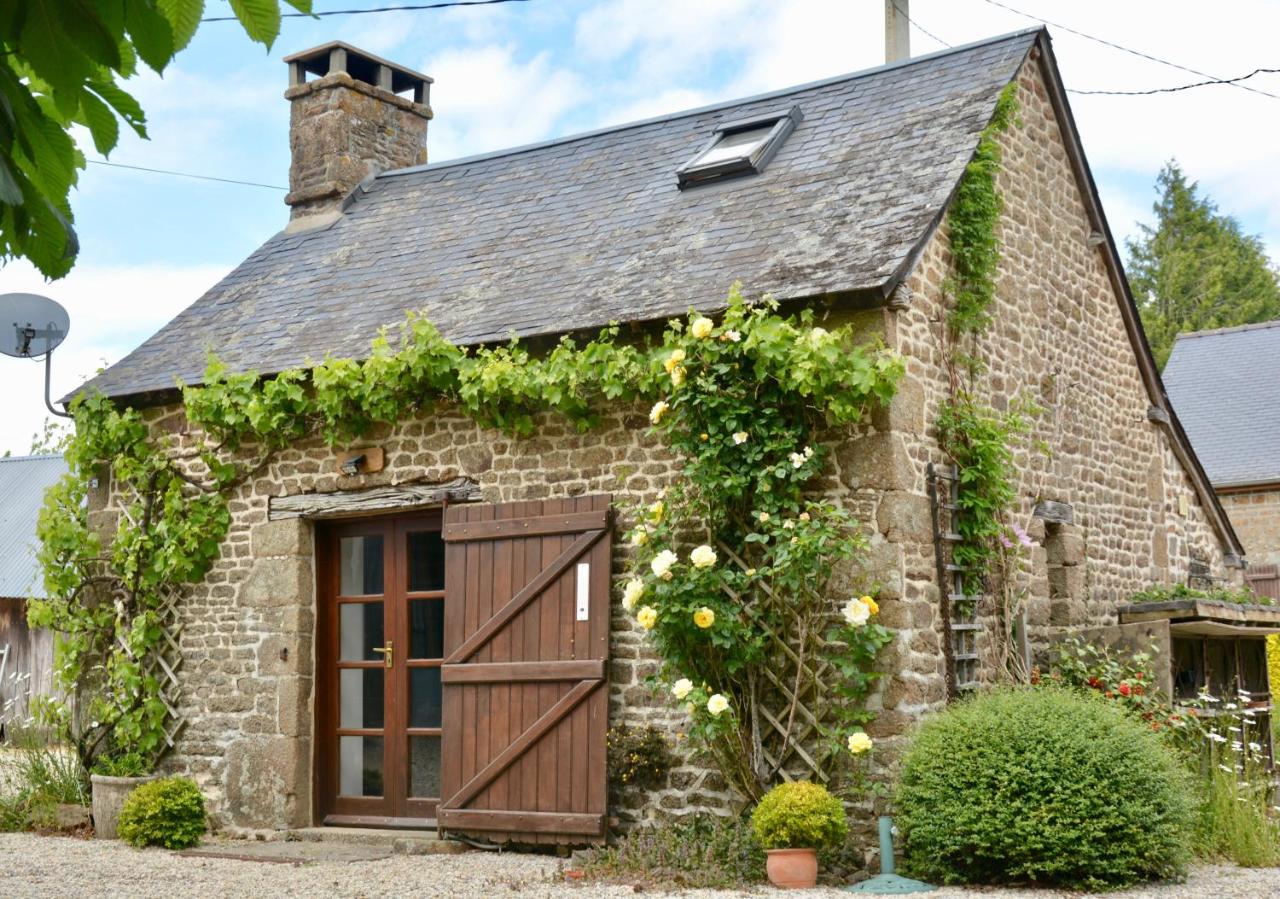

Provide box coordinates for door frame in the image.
[313,508,446,828]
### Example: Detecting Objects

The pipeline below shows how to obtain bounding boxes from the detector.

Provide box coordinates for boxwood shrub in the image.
[895,686,1192,890]
[751,781,847,851]
[118,777,207,850]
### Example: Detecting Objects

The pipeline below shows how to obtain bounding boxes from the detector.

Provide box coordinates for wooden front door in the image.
[316,512,447,826]
[438,496,613,844]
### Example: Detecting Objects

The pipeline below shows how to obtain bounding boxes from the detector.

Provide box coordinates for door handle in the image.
[372,640,393,668]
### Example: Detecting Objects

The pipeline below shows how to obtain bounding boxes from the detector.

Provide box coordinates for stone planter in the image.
[90,773,158,839]
[765,848,818,889]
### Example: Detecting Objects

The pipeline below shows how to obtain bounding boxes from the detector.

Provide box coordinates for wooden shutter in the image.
[1246,564,1280,602]
[438,495,612,843]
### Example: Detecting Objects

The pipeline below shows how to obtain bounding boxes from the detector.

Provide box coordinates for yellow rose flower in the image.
[670,365,686,388]
[649,500,664,521]
[706,693,729,716]
[690,544,717,569]
[691,317,714,339]
[732,431,748,445]
[693,607,715,629]
[663,348,686,373]
[630,527,649,547]
[847,732,873,754]
[672,678,693,699]
[649,400,670,425]
[636,605,658,630]
[621,578,644,612]
[860,595,880,616]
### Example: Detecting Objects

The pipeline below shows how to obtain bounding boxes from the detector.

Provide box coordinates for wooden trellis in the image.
[717,539,834,786]
[115,486,188,750]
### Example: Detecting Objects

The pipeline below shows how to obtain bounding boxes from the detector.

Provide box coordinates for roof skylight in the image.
[677,105,803,189]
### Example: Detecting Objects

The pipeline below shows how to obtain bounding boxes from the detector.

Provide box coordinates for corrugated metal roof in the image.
[1164,320,1280,487]
[79,29,1041,401]
[0,454,67,599]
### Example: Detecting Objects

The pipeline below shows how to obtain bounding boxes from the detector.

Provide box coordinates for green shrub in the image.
[750,781,847,851]
[580,814,765,888]
[118,777,207,849]
[896,686,1193,890]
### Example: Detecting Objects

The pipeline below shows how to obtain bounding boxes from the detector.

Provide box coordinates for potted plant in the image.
[750,781,848,888]
[89,753,158,840]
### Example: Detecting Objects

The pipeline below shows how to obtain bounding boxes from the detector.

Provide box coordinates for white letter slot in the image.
[576,562,590,621]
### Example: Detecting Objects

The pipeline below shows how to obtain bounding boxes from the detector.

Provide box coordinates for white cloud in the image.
[421,45,588,161]
[0,260,230,455]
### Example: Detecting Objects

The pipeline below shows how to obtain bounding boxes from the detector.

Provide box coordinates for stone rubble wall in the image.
[872,53,1237,759]
[1219,487,1280,566]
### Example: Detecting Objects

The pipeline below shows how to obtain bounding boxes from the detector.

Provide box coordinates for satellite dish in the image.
[1,292,70,358]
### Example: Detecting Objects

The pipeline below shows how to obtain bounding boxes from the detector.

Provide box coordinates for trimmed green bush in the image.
[751,782,847,851]
[117,777,206,849]
[896,686,1193,890]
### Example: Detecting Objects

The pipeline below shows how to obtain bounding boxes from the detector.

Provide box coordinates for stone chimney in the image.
[283,42,433,229]
[884,0,910,64]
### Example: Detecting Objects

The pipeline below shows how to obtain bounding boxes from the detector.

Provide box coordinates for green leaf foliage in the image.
[750,781,847,851]
[38,289,902,782]
[896,687,1193,890]
[117,776,207,849]
[0,0,313,277]
[1128,160,1280,369]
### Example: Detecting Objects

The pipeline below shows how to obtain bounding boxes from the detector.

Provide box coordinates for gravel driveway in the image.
[2,833,1279,898]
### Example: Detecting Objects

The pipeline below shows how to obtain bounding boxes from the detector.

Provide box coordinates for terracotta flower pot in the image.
[90,773,158,840]
[765,847,818,889]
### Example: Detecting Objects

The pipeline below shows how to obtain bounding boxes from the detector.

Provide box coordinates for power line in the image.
[1072,67,1280,97]
[87,159,287,191]
[201,0,530,22]
[978,0,1280,101]
[892,0,952,49]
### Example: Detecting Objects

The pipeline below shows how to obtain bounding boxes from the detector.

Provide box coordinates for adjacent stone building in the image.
[74,29,1245,837]
[1165,321,1280,595]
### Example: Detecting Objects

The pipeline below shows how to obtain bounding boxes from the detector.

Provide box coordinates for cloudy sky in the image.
[1,0,1278,454]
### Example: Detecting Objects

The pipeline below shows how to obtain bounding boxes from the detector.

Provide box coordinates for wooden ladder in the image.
[927,463,981,700]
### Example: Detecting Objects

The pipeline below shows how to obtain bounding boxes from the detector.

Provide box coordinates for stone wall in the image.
[1220,487,1280,566]
[868,52,1237,753]
[101,395,884,832]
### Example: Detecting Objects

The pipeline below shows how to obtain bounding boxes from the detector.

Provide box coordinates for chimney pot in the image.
[282,41,433,230]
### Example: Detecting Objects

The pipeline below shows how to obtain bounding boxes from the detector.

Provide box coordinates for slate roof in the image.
[81,28,1041,401]
[1164,321,1280,487]
[0,454,67,600]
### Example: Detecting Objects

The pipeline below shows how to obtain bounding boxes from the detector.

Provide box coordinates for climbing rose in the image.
[860,595,879,616]
[733,431,748,444]
[693,607,715,629]
[671,678,693,699]
[622,579,644,612]
[630,527,649,547]
[720,329,741,342]
[789,451,806,469]
[690,544,717,569]
[636,606,658,629]
[670,365,686,388]
[649,500,664,521]
[841,598,870,627]
[847,732,873,754]
[663,348,686,373]
[651,549,678,580]
[706,693,729,716]
[758,511,770,523]
[691,317,714,339]
[649,400,670,424]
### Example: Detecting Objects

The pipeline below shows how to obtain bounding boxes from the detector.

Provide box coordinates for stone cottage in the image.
[72,29,1244,839]
[1165,322,1280,597]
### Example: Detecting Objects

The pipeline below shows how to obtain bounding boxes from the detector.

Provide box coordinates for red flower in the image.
[1086,677,1101,689]
[1118,683,1132,697]
[1133,685,1144,696]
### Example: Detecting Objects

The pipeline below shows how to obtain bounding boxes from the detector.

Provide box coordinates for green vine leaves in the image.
[33,285,902,783]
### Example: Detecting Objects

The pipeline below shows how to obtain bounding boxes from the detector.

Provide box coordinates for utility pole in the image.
[885,0,910,63]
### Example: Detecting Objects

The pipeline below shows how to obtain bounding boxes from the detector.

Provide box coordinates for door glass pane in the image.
[340,535,384,595]
[409,735,442,798]
[340,602,385,661]
[339,735,384,797]
[409,599,445,659]
[410,667,442,729]
[407,530,445,592]
[340,667,385,729]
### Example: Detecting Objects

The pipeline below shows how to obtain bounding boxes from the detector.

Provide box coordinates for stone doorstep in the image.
[285,825,469,856]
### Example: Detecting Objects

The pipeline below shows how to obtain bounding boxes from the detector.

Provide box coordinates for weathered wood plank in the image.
[439,808,604,835]
[441,660,604,683]
[443,510,609,542]
[269,479,482,520]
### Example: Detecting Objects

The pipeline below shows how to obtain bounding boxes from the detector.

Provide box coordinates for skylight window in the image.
[677,105,803,189]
